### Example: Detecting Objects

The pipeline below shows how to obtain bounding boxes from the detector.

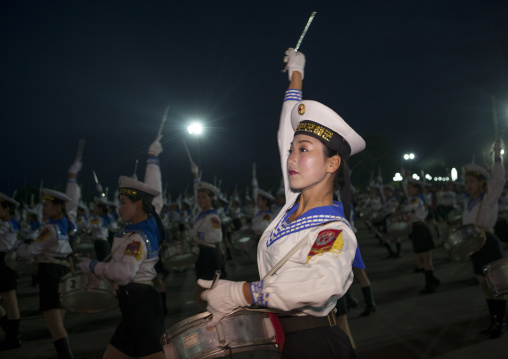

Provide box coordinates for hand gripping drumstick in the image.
[210,270,221,290]
[282,11,317,73]
[158,105,171,137]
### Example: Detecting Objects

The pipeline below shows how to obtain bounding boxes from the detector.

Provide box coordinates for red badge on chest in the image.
[211,217,221,229]
[308,229,342,258]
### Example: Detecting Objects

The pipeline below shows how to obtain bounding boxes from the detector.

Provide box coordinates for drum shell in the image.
[161,310,279,359]
[386,214,412,237]
[5,251,38,275]
[444,224,486,261]
[59,271,118,313]
[161,242,198,270]
[72,235,95,253]
[483,257,508,297]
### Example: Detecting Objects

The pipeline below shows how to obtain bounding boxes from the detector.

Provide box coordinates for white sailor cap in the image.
[257,189,274,201]
[463,164,490,181]
[94,196,110,207]
[0,193,19,207]
[195,182,219,197]
[291,100,366,156]
[77,202,88,210]
[42,188,71,203]
[118,176,160,199]
[218,194,229,204]
[25,207,40,216]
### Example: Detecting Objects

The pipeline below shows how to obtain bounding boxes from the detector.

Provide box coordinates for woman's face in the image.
[465,175,484,197]
[287,134,337,191]
[119,195,139,223]
[407,183,419,197]
[256,195,268,210]
[197,190,213,210]
[42,200,61,220]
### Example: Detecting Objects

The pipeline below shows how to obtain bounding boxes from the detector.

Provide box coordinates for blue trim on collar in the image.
[266,201,350,247]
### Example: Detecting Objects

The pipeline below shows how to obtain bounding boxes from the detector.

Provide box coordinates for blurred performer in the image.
[462,139,506,339]
[79,136,166,358]
[190,164,227,312]
[402,178,440,294]
[16,158,82,359]
[198,49,362,358]
[90,197,112,261]
[251,187,274,237]
[0,193,21,351]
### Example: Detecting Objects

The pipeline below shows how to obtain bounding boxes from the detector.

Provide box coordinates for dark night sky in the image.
[1,1,508,200]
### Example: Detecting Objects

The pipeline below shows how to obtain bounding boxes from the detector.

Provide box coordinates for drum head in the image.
[60,291,118,313]
[482,258,508,296]
[445,225,486,261]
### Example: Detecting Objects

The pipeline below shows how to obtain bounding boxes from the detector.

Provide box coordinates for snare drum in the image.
[386,214,412,237]
[161,241,198,270]
[59,271,118,313]
[483,258,508,296]
[161,310,280,359]
[231,229,259,251]
[444,224,486,261]
[72,235,95,253]
[5,251,38,275]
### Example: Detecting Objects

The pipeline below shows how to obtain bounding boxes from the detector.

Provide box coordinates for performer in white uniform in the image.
[199,49,363,358]
[79,136,166,358]
[462,140,506,339]
[16,159,82,359]
[0,193,21,351]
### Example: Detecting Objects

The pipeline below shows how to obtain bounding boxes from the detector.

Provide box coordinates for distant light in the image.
[409,153,415,160]
[434,177,438,181]
[412,174,420,180]
[393,173,403,182]
[502,149,505,155]
[425,174,432,180]
[404,154,409,160]
[451,168,458,181]
[187,122,203,135]
[445,177,449,181]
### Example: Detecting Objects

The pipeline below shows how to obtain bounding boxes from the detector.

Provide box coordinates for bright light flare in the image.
[451,168,458,181]
[393,173,403,182]
[403,153,415,160]
[412,174,420,180]
[187,122,203,135]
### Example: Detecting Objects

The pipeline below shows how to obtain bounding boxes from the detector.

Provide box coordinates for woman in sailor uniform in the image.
[462,144,506,339]
[251,188,274,237]
[401,178,440,294]
[0,193,22,351]
[198,49,362,358]
[16,160,82,359]
[191,178,227,312]
[79,136,166,358]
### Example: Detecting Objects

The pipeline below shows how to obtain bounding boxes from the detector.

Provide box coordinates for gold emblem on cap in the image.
[298,103,306,115]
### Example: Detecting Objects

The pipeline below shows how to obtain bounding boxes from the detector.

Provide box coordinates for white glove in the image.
[148,135,163,156]
[78,257,96,273]
[284,48,305,81]
[197,279,249,327]
[68,160,83,175]
[493,139,504,157]
[191,162,199,177]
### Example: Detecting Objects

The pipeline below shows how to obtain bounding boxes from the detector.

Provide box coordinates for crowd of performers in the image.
[0,48,507,359]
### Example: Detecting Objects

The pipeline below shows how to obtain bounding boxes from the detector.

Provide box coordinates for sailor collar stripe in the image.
[266,213,351,247]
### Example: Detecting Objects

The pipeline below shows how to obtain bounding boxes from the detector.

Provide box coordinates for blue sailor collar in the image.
[9,217,20,232]
[266,200,351,247]
[118,216,160,259]
[195,208,219,223]
[48,217,76,239]
[467,192,485,212]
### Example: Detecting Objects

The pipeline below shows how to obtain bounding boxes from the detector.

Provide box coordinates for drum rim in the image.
[482,257,508,272]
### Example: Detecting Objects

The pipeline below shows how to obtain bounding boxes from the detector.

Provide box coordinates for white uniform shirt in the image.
[251,210,273,236]
[462,161,505,230]
[90,215,110,240]
[254,91,357,317]
[0,218,20,252]
[189,210,222,244]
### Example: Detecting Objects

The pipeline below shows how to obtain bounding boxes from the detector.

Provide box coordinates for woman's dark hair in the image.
[124,194,167,245]
[323,138,352,222]
[0,202,15,216]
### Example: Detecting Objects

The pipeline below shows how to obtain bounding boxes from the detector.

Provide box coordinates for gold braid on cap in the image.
[120,188,138,197]
[43,195,56,201]
[466,171,483,178]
